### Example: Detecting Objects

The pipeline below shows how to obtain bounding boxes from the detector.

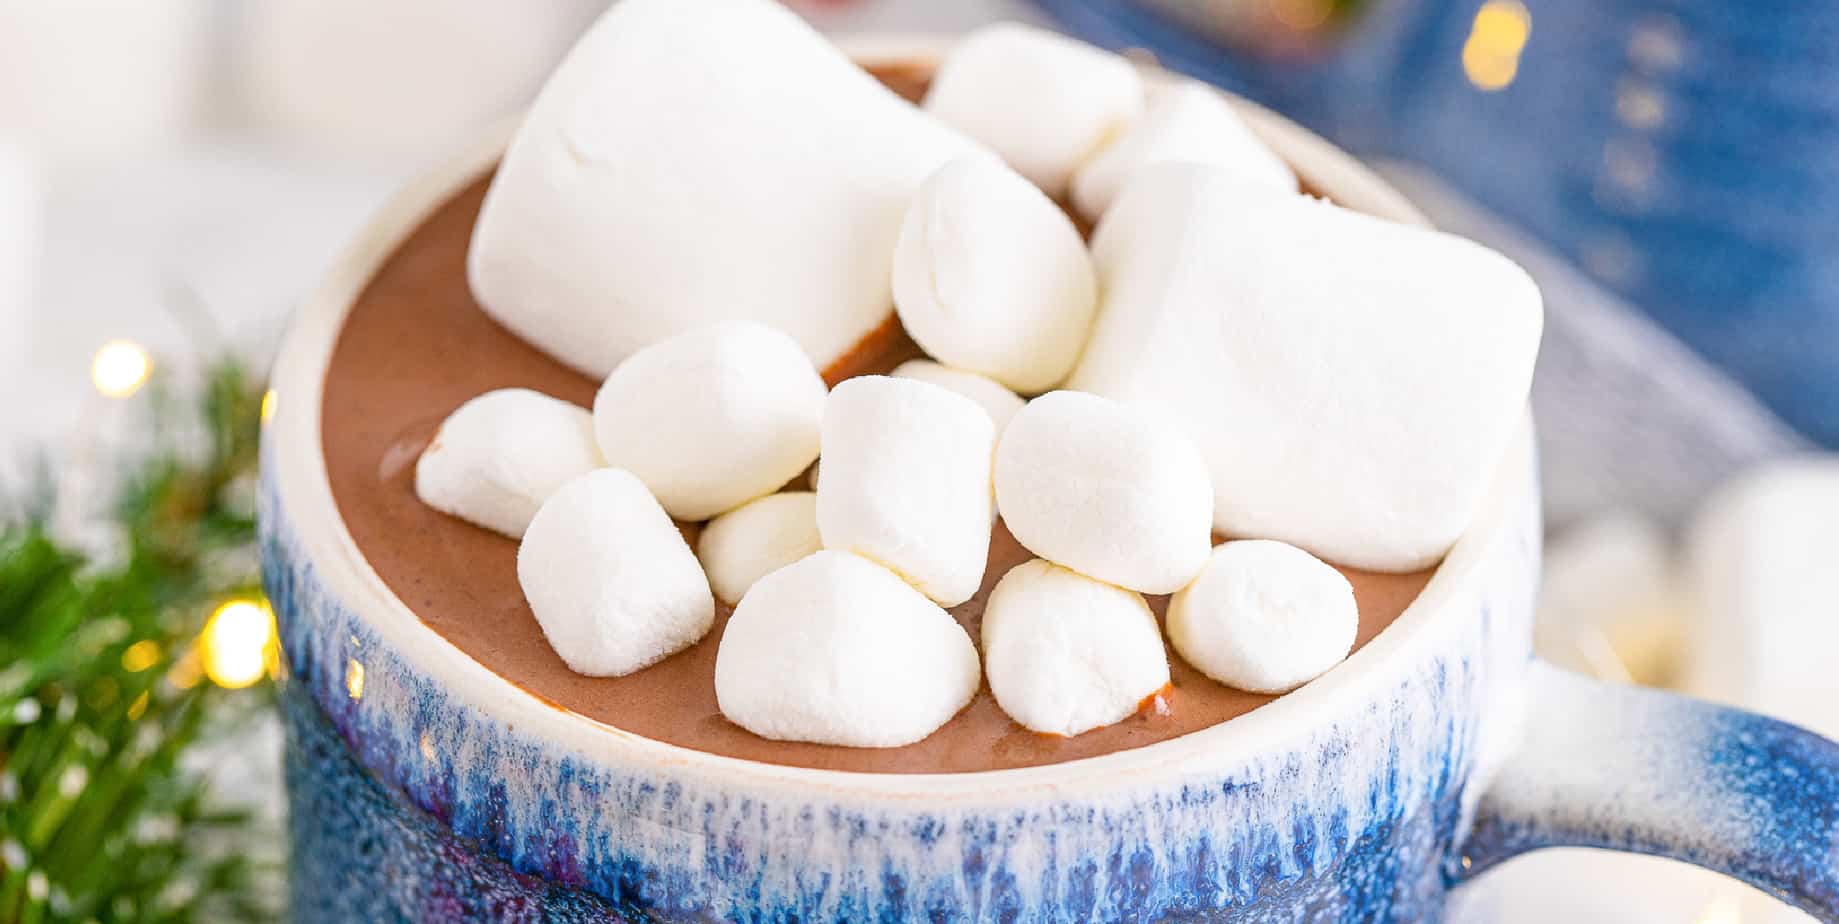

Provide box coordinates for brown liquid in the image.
[318,64,1434,774]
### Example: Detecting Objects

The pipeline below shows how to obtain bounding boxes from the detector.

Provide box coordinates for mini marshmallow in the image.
[892,157,1098,394]
[715,550,980,747]
[817,376,995,606]
[982,559,1170,737]
[1071,165,1543,572]
[697,491,822,605]
[891,359,1024,433]
[924,23,1143,196]
[993,390,1212,594]
[1167,540,1358,694]
[594,321,825,521]
[415,388,604,538]
[1072,80,1295,220]
[471,0,977,378]
[518,469,715,677]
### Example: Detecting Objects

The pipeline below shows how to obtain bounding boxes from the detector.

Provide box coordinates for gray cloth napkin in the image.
[1380,165,1813,532]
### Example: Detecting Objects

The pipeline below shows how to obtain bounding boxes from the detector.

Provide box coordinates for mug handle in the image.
[1457,660,1839,920]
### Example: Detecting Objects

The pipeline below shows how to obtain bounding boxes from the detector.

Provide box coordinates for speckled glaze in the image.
[260,40,1839,924]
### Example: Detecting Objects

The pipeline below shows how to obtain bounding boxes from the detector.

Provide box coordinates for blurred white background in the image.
[0,2,1831,922]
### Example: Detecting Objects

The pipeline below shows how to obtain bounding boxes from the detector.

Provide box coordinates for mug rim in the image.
[263,35,1535,801]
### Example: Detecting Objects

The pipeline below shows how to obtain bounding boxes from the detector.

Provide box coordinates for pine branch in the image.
[0,358,278,924]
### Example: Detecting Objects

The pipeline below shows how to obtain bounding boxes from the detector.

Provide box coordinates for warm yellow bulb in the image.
[346,658,366,701]
[1462,0,1532,91]
[1471,0,1530,50]
[201,599,276,690]
[261,389,278,424]
[120,640,162,673]
[92,341,152,399]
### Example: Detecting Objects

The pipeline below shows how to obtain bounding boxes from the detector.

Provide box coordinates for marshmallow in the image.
[1167,540,1358,694]
[892,156,1098,394]
[1072,80,1295,220]
[697,491,822,605]
[518,469,715,677]
[470,0,977,379]
[1684,459,1839,740]
[982,559,1170,737]
[816,376,995,606]
[891,359,1024,433]
[924,23,1142,196]
[414,388,604,538]
[1070,165,1543,572]
[993,390,1212,594]
[714,550,980,747]
[594,321,825,521]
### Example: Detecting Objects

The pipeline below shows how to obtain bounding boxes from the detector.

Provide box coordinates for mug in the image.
[259,38,1839,923]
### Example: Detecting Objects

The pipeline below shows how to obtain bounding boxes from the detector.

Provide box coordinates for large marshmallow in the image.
[594,322,825,522]
[924,23,1142,196]
[470,0,977,378]
[891,359,1024,433]
[1072,80,1295,220]
[415,388,604,538]
[1071,165,1543,572]
[714,550,980,747]
[1685,459,1839,740]
[697,491,822,605]
[993,390,1212,594]
[892,156,1098,394]
[518,469,715,677]
[1167,540,1358,694]
[817,376,995,606]
[982,559,1170,737]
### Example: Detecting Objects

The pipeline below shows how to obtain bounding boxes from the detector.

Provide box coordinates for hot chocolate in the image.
[319,64,1434,774]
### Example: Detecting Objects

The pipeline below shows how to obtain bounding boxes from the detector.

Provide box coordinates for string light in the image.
[1462,0,1531,92]
[1615,81,1666,131]
[345,658,366,701]
[199,599,276,690]
[260,389,278,424]
[91,340,152,399]
[120,640,161,673]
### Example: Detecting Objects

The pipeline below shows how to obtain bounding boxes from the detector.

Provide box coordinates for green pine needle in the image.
[1,358,278,924]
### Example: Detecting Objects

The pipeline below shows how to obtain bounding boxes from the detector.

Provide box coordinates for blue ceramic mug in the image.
[260,40,1839,923]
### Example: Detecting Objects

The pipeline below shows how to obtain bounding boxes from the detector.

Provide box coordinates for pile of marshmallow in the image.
[415,0,1545,749]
